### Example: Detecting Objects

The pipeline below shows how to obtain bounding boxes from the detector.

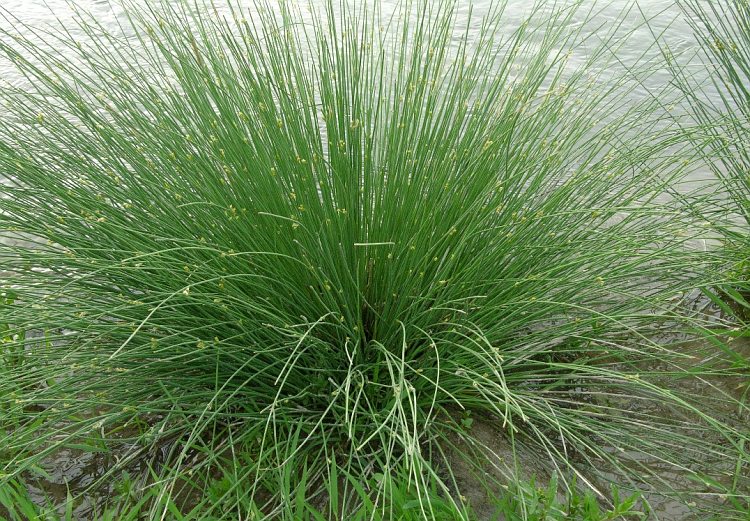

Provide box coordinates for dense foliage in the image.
[0,0,747,519]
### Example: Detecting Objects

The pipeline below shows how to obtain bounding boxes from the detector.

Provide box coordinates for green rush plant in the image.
[674,0,750,326]
[0,0,747,518]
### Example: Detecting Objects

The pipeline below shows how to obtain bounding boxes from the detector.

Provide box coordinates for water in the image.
[0,1,743,520]
[0,0,719,189]
[0,0,708,93]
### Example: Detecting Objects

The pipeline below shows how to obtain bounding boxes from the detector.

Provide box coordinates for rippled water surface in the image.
[0,0,709,91]
[0,0,720,182]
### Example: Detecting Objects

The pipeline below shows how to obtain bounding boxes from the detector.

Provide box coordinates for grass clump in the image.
[0,471,646,521]
[0,0,747,518]
[675,0,750,325]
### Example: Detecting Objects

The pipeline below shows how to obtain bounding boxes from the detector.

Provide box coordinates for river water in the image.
[0,0,721,194]
[0,0,711,95]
